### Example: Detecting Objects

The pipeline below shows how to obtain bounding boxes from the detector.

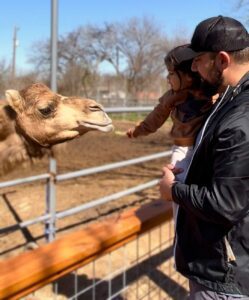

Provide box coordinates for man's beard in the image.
[200,67,223,97]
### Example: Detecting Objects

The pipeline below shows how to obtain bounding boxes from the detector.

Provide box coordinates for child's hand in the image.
[126,128,135,138]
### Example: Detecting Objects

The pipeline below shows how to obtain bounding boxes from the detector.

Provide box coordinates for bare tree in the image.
[28,39,51,80]
[28,16,188,101]
[58,25,112,96]
[29,26,109,96]
[0,60,39,98]
[109,17,188,100]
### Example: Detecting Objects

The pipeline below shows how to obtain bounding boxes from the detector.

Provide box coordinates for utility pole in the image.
[11,26,19,81]
[50,0,58,92]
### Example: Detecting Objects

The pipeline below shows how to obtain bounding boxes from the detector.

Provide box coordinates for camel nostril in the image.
[89,105,102,112]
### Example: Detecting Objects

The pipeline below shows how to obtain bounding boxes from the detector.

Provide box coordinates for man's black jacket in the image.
[172,73,249,296]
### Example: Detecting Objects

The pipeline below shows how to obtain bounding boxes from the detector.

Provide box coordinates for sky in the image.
[0,0,246,73]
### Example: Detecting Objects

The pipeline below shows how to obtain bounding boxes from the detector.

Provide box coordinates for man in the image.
[159,16,249,299]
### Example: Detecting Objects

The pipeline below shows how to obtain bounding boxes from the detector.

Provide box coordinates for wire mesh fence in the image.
[24,220,189,300]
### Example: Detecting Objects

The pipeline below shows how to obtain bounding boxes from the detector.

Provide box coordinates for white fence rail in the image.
[1,151,171,239]
[0,107,171,243]
[0,107,190,299]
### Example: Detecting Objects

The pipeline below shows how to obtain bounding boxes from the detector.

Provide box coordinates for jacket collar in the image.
[231,70,249,98]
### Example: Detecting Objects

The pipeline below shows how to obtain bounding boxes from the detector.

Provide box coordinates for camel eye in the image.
[38,106,54,117]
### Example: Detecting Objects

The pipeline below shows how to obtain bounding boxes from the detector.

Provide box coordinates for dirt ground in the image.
[0,119,173,260]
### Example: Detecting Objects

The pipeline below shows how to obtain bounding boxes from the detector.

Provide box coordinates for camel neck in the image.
[16,125,47,158]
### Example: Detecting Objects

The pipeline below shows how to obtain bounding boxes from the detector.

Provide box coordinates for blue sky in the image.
[0,0,245,73]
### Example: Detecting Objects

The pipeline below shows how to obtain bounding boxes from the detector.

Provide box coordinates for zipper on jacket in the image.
[224,237,236,262]
[183,85,231,182]
[173,86,231,266]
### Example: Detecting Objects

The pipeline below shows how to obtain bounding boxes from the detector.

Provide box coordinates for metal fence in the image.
[27,221,189,300]
[1,106,161,243]
[0,107,189,299]
[0,199,189,299]
[0,150,171,243]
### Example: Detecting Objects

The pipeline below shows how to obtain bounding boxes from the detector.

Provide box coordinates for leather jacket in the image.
[172,73,249,296]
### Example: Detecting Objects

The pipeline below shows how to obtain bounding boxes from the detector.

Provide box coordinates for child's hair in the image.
[164,44,201,89]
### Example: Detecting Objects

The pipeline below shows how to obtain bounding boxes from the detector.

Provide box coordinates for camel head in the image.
[5,83,113,147]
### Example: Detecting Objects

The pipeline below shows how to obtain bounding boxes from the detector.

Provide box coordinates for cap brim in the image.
[184,45,200,60]
[171,44,200,64]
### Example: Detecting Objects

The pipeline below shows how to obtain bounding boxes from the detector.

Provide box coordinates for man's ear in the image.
[216,51,230,71]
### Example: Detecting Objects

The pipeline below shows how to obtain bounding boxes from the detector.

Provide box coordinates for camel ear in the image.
[5,90,23,112]
[56,94,68,101]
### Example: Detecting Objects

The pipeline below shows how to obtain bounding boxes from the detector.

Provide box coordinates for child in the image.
[126,44,215,221]
[126,44,215,184]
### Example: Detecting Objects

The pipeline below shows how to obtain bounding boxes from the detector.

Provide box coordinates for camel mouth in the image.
[78,121,114,132]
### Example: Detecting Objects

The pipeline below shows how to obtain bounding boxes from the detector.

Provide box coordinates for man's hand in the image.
[159,164,179,201]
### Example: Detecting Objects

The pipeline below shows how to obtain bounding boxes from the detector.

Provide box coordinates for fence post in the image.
[45,152,57,242]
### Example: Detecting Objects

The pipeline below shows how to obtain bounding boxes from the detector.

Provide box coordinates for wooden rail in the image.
[0,200,172,300]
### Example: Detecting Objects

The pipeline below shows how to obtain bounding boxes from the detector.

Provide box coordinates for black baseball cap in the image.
[164,44,197,67]
[188,15,249,56]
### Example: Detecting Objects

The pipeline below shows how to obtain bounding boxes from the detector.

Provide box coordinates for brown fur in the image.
[0,83,113,175]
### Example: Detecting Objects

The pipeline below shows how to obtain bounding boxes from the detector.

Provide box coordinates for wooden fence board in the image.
[0,200,172,300]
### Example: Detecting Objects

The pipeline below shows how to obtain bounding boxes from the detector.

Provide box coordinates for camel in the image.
[0,83,113,175]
